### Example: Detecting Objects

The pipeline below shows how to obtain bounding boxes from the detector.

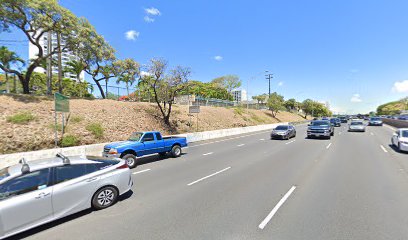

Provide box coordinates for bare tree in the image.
[143,59,191,125]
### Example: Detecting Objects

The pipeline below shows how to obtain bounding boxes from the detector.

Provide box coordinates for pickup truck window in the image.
[155,133,162,140]
[128,132,143,141]
[311,121,329,126]
[142,133,155,142]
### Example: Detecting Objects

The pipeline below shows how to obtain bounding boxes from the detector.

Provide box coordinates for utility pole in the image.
[46,31,53,95]
[265,71,273,98]
[57,32,63,93]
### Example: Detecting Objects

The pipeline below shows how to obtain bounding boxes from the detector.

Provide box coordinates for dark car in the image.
[368,117,383,126]
[271,125,296,140]
[330,118,341,127]
[339,116,347,123]
[307,120,334,139]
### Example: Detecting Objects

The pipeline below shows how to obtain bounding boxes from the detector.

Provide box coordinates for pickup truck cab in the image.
[307,120,334,139]
[103,131,187,168]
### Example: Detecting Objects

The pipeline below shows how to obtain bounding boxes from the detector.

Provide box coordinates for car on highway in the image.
[368,117,383,126]
[339,116,348,123]
[330,118,341,127]
[0,154,132,240]
[103,131,188,168]
[307,120,334,139]
[270,125,296,140]
[391,128,408,152]
[348,120,366,132]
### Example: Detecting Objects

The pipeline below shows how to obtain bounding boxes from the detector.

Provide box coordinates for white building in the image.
[28,32,84,82]
[231,89,247,102]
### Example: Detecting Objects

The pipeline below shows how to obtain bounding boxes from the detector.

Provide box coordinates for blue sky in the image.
[2,0,408,113]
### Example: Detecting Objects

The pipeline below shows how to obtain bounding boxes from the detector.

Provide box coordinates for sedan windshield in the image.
[128,132,143,141]
[0,168,9,181]
[370,118,381,121]
[275,126,288,130]
[401,131,408,138]
[311,121,329,126]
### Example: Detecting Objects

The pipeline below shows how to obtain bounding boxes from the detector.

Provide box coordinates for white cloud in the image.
[144,16,155,23]
[140,71,152,77]
[278,81,284,87]
[145,7,161,16]
[392,80,408,93]
[214,56,223,61]
[125,30,139,40]
[350,94,362,103]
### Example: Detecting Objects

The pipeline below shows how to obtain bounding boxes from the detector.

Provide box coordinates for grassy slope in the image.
[0,95,308,154]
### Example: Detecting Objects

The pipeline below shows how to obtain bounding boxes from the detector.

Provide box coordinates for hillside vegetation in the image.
[377,98,407,115]
[0,95,308,154]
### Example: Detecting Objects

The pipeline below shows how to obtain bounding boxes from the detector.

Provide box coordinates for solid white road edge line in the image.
[370,132,374,136]
[187,167,231,186]
[380,145,388,153]
[132,169,151,175]
[258,186,297,230]
[203,152,214,156]
[237,144,245,147]
[326,143,332,149]
[260,138,265,141]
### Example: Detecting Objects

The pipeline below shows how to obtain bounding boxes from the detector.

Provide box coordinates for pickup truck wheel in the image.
[330,131,334,136]
[171,145,182,158]
[123,154,138,168]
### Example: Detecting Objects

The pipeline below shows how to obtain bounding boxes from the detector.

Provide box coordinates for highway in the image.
[11,123,408,240]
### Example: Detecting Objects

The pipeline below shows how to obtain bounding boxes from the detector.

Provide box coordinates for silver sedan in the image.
[0,154,132,239]
[348,121,366,132]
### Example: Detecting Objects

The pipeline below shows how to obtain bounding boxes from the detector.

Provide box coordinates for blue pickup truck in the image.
[102,131,188,168]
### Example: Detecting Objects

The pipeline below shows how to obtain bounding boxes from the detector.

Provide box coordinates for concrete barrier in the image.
[382,118,408,129]
[0,122,288,169]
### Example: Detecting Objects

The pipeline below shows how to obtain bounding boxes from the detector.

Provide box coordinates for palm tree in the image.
[116,73,136,97]
[64,60,85,83]
[0,46,25,93]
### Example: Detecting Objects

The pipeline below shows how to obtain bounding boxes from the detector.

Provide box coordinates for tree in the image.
[301,99,315,118]
[142,58,191,125]
[252,94,267,104]
[179,80,233,101]
[64,60,86,82]
[267,92,285,118]
[115,58,140,96]
[0,46,25,93]
[284,98,297,111]
[74,18,116,99]
[211,74,241,92]
[0,0,81,94]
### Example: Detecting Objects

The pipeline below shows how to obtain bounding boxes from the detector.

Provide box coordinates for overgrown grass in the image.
[60,135,79,147]
[249,112,266,123]
[70,115,83,123]
[49,123,63,131]
[234,107,244,116]
[86,123,104,139]
[6,112,35,124]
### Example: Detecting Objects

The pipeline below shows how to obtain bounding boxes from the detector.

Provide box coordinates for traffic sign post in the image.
[189,105,200,131]
[54,93,70,147]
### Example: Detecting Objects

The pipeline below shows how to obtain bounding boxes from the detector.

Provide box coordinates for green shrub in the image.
[60,135,79,147]
[6,112,35,124]
[86,123,104,138]
[70,115,83,123]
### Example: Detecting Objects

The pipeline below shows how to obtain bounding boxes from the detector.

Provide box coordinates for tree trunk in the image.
[94,80,106,99]
[13,74,17,93]
[5,73,9,93]
[21,75,30,94]
[105,79,108,98]
[126,82,129,96]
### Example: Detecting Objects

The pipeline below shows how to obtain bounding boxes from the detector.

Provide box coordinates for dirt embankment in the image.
[0,95,308,154]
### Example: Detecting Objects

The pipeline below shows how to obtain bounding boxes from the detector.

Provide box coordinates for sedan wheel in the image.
[92,186,118,210]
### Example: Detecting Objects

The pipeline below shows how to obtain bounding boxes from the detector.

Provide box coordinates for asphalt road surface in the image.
[10,123,408,240]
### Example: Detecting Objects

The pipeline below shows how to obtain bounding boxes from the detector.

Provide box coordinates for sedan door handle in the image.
[35,192,50,199]
[86,177,98,182]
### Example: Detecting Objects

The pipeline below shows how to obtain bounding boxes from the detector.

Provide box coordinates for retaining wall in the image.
[0,122,288,169]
